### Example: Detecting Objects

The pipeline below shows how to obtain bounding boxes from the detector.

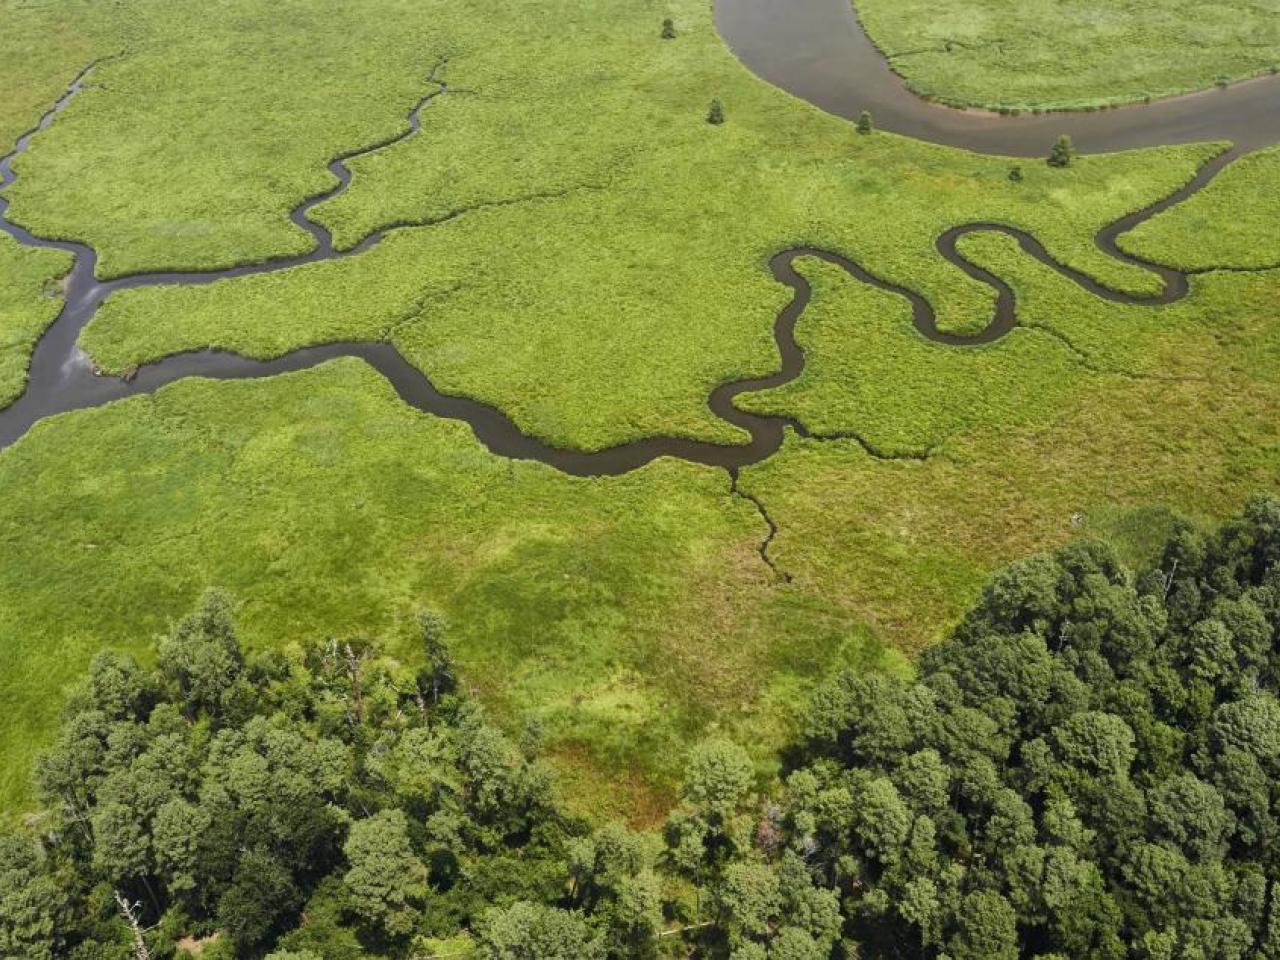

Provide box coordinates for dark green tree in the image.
[342,809,429,940]
[948,891,1019,960]
[156,588,245,719]
[478,901,605,960]
[216,848,301,950]
[0,835,71,959]
[714,860,781,946]
[418,609,455,703]
[1047,134,1075,167]
[14,496,1280,958]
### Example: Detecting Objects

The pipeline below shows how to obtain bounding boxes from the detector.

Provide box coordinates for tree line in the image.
[4,495,1280,958]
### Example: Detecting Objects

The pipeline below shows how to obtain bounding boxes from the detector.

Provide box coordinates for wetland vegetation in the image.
[0,1,1279,953]
[855,0,1280,110]
[8,500,1280,957]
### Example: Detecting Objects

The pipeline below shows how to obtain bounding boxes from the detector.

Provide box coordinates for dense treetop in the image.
[778,495,1280,959]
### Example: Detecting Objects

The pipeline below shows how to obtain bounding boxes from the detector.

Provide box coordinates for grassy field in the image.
[0,0,113,150]
[0,361,904,817]
[855,0,1280,110]
[78,140,1220,451]
[3,0,1223,450]
[1122,144,1280,269]
[735,226,1259,452]
[8,259,1279,815]
[2,0,1280,821]
[738,262,1280,648]
[735,256,1089,456]
[0,236,70,408]
[4,0,444,278]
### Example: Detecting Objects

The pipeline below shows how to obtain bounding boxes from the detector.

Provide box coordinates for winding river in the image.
[0,2,1276,477]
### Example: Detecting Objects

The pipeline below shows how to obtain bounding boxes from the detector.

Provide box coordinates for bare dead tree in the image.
[344,642,368,725]
[1162,558,1180,600]
[114,890,151,960]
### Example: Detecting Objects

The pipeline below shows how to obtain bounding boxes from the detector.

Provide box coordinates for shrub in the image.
[1047,134,1075,167]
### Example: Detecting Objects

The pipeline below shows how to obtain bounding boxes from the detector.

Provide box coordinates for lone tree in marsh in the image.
[1008,165,1024,182]
[857,110,873,134]
[707,98,725,125]
[661,17,675,39]
[1048,133,1075,167]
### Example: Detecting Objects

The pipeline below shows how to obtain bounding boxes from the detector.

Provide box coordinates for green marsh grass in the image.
[0,361,898,816]
[856,0,1280,110]
[0,236,70,408]
[2,0,1280,820]
[1122,144,1280,269]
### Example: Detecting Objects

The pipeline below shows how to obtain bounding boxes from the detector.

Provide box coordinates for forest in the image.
[6,495,1280,959]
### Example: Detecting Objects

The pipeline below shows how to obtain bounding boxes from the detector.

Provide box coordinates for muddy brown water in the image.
[0,7,1276,475]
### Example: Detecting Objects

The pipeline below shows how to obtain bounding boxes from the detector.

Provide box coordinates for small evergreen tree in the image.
[1008,165,1024,182]
[418,609,454,703]
[1048,134,1075,167]
[706,98,725,125]
[661,18,675,39]
[857,110,873,135]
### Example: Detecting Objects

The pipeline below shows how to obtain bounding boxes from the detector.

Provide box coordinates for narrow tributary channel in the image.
[1,6,1274,475]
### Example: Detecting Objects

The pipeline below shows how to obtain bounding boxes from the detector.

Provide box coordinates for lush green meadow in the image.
[0,0,111,149]
[0,236,69,408]
[738,259,1280,647]
[856,0,1280,109]
[0,361,909,816]
[81,140,1220,450]
[2,0,1280,822]
[3,0,445,278]
[1123,144,1280,268]
[0,0,1224,449]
